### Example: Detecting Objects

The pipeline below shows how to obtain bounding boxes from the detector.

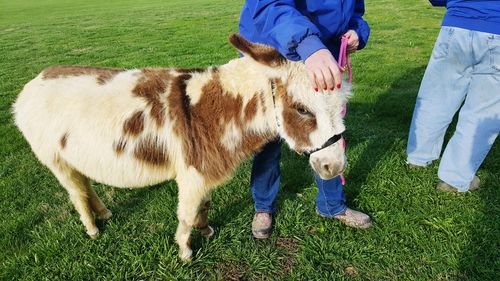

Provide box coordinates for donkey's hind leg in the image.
[50,156,99,238]
[87,186,112,220]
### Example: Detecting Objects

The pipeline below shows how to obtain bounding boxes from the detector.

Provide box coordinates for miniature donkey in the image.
[13,34,349,261]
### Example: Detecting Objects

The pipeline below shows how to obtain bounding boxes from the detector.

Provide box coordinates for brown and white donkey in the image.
[13,34,349,261]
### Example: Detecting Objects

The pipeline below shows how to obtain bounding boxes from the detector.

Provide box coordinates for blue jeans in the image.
[250,139,347,216]
[407,27,500,191]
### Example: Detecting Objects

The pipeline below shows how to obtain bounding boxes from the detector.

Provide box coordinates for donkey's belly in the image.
[59,139,176,189]
[73,156,175,188]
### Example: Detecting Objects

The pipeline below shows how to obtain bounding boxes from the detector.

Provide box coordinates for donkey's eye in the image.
[296,106,313,117]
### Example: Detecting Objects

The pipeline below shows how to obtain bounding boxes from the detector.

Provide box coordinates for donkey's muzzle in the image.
[308,139,346,180]
[310,156,346,180]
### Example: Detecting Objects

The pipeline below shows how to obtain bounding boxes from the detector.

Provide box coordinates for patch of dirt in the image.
[275,237,299,253]
[147,222,165,234]
[344,266,358,278]
[215,261,249,281]
[55,191,65,199]
[56,209,70,222]
[276,237,300,275]
[279,256,295,275]
[39,203,51,213]
[105,188,115,203]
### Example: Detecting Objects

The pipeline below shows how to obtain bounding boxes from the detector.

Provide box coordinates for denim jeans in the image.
[250,139,347,216]
[407,26,500,191]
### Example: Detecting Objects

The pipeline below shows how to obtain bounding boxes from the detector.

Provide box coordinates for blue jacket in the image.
[239,0,370,61]
[430,0,500,35]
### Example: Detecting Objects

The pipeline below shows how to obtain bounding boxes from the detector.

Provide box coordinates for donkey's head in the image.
[229,34,349,180]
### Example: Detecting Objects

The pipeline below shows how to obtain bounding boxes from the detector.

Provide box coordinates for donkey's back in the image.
[13,66,201,188]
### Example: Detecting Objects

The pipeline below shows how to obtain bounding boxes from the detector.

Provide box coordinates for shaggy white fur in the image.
[13,34,350,261]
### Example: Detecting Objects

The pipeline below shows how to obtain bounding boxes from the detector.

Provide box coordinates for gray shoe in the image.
[317,208,372,229]
[252,212,272,239]
[334,208,372,229]
[437,176,480,192]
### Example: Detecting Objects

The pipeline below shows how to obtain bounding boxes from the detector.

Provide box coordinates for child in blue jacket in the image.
[407,0,500,192]
[239,0,372,239]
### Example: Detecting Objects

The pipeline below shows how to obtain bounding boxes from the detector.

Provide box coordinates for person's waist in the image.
[443,13,500,35]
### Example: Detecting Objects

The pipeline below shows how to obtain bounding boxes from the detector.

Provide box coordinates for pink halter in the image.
[338,35,352,84]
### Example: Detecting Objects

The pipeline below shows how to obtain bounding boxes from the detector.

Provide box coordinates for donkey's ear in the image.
[228,33,286,67]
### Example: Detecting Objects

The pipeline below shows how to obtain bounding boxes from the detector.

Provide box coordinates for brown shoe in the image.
[252,212,272,239]
[407,163,426,169]
[437,176,480,192]
[333,208,372,229]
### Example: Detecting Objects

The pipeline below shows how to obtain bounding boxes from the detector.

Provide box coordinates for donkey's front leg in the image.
[175,175,213,261]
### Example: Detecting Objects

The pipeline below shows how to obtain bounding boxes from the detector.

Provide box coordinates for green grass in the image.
[1,0,499,280]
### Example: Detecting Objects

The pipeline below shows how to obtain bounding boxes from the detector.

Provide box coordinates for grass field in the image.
[1,0,499,280]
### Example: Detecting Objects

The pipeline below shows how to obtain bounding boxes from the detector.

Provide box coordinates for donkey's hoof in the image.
[87,228,99,239]
[200,226,215,238]
[179,248,193,262]
[98,209,112,220]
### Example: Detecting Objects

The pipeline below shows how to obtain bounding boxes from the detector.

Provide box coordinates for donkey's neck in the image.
[216,57,281,136]
[176,57,281,185]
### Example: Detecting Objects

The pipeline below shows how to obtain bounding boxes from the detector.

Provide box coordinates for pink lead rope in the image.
[338,35,351,186]
[338,34,351,117]
[338,35,352,84]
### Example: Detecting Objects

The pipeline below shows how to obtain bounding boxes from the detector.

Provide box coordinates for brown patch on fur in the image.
[60,132,69,149]
[168,73,275,184]
[169,73,192,123]
[113,138,127,154]
[276,80,317,148]
[132,69,173,127]
[123,111,145,136]
[258,91,267,113]
[241,132,276,154]
[244,95,258,122]
[42,66,123,84]
[175,68,206,74]
[228,33,286,67]
[133,135,168,165]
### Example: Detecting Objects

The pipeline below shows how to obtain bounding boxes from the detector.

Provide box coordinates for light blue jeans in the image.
[407,26,500,191]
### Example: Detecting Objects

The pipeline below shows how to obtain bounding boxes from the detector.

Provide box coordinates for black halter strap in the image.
[304,132,344,156]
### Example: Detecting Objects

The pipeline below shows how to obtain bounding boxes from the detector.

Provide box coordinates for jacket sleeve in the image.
[245,0,327,61]
[347,0,370,50]
[429,0,447,7]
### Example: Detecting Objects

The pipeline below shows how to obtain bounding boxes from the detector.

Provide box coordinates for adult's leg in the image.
[315,174,372,228]
[438,31,500,191]
[250,139,282,238]
[250,139,282,213]
[407,27,472,166]
[315,175,346,216]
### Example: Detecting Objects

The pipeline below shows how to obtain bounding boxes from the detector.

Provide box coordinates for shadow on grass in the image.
[278,66,427,214]
[98,184,168,227]
[459,115,500,280]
